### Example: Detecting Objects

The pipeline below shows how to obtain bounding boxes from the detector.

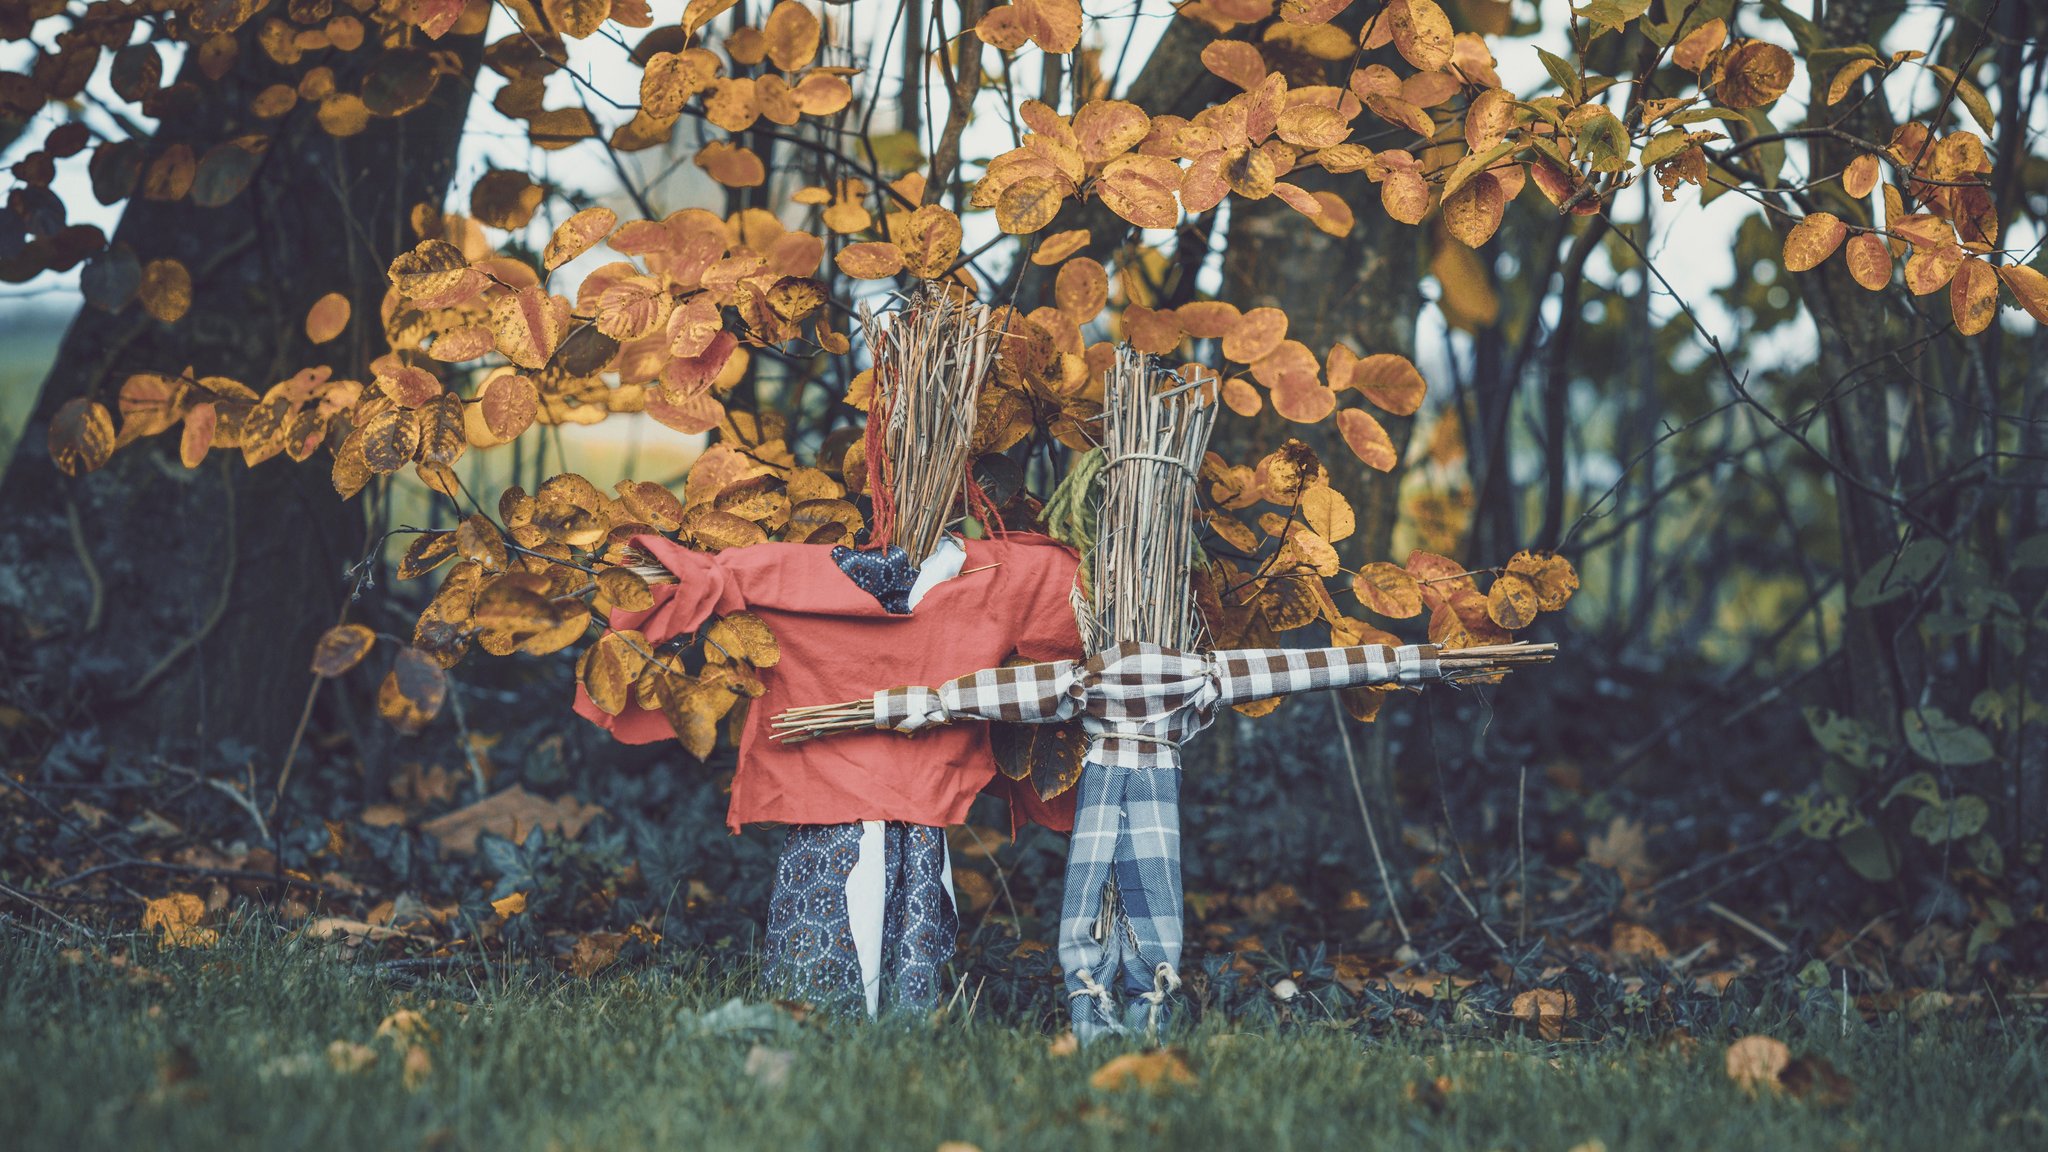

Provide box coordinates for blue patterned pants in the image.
[1058,762,1184,1043]
[765,822,958,1017]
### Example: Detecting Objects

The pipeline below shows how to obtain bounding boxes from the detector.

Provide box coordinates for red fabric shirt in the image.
[573,533,1084,833]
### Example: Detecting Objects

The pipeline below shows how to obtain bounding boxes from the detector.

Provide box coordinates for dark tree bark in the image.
[0,28,483,765]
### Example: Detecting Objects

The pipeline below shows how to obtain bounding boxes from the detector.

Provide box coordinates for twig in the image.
[1330,693,1411,946]
[1704,900,1790,954]
[1516,764,1529,944]
[65,499,103,635]
[0,880,99,937]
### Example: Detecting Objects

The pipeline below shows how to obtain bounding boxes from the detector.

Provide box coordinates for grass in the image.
[2,920,2041,1152]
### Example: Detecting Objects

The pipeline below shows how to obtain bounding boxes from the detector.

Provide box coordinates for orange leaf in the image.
[1221,307,1287,363]
[1718,40,1793,109]
[1904,242,1963,295]
[1336,408,1396,471]
[1998,263,2048,324]
[1200,40,1267,91]
[1781,212,1848,272]
[835,241,905,280]
[305,292,351,344]
[544,206,618,270]
[1950,257,1998,335]
[1844,232,1892,290]
[997,174,1068,234]
[1389,0,1454,72]
[1350,352,1425,415]
[1095,154,1181,230]
[490,287,571,369]
[48,398,116,477]
[1089,1048,1197,1092]
[311,623,376,676]
[1842,153,1880,198]
[762,0,820,71]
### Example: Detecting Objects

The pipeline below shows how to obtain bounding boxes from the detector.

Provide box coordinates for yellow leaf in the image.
[836,241,905,280]
[996,173,1068,234]
[1781,212,1848,273]
[492,891,528,917]
[1725,1035,1791,1094]
[142,892,219,948]
[1950,257,1998,336]
[1998,263,2048,324]
[1089,1048,1197,1091]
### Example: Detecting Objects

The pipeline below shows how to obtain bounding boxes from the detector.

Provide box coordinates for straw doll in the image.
[770,349,1553,1041]
[576,288,1085,1017]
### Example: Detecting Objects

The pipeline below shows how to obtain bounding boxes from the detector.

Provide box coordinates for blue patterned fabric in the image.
[830,545,920,614]
[765,822,958,1016]
[1058,761,1183,1043]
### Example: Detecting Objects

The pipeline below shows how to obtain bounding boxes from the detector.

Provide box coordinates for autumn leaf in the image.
[1781,213,1848,272]
[304,292,350,343]
[1336,408,1397,471]
[1509,988,1575,1039]
[142,892,218,948]
[378,646,449,733]
[311,623,376,676]
[836,242,905,279]
[544,207,617,269]
[1090,1048,1197,1091]
[48,398,116,476]
[1725,1035,1791,1095]
[997,174,1068,234]
[1717,41,1794,109]
[1352,562,1424,618]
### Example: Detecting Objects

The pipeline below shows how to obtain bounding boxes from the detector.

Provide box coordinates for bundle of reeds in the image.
[613,286,996,588]
[860,286,996,565]
[1085,347,1219,653]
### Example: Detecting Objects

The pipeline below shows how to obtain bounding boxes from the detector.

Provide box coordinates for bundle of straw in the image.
[610,286,997,588]
[859,286,997,564]
[1085,347,1219,653]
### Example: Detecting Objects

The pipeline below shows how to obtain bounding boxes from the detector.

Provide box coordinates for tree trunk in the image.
[0,28,483,765]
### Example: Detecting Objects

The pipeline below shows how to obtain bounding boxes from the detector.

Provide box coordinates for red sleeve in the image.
[999,535,1085,662]
[611,534,750,645]
[573,536,748,744]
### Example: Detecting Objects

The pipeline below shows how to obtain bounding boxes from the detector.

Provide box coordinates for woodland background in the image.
[2,0,2046,1047]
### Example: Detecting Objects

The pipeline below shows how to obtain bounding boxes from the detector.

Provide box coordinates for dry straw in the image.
[859,285,997,565]
[1084,346,1219,653]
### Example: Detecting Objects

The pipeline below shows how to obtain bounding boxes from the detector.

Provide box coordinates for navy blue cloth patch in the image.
[831,545,919,614]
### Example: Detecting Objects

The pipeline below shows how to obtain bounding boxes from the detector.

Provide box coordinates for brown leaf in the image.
[138,258,191,323]
[1718,40,1794,109]
[48,398,116,476]
[996,174,1068,235]
[1349,352,1425,415]
[377,646,448,733]
[1485,570,1539,630]
[1509,988,1575,1039]
[1505,550,1578,611]
[1351,561,1424,619]
[418,784,605,856]
[311,623,376,677]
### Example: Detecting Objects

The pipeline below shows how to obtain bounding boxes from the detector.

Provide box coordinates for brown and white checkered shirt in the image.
[872,642,1441,769]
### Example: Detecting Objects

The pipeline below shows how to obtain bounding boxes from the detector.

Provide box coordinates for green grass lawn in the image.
[2,921,2041,1152]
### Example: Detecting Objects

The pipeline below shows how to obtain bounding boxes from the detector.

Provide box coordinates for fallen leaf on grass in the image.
[1509,988,1576,1039]
[403,1044,433,1091]
[326,1040,378,1073]
[1724,1035,1790,1094]
[141,893,218,948]
[492,891,527,917]
[304,917,431,946]
[1780,1053,1856,1108]
[567,931,629,977]
[418,784,604,855]
[936,1144,984,1152]
[1089,1048,1196,1091]
[1048,1031,1078,1056]
[377,1008,438,1046]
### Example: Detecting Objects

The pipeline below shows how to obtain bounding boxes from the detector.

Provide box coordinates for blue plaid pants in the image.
[1058,761,1184,1043]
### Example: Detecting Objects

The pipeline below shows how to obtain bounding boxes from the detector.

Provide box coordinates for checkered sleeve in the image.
[1211,644,1440,705]
[872,659,1083,733]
